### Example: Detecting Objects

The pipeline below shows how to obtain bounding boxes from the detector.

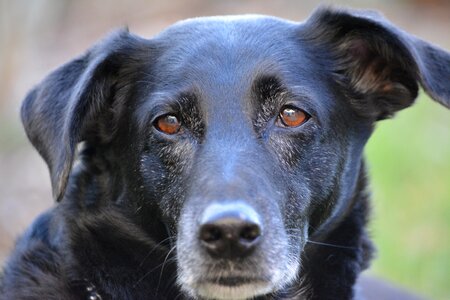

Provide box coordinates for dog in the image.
[1,6,449,300]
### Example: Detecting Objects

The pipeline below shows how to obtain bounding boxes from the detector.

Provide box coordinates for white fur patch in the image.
[196,282,274,300]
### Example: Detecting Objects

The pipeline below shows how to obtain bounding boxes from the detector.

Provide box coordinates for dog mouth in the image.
[176,202,307,299]
[202,276,267,286]
[195,276,273,300]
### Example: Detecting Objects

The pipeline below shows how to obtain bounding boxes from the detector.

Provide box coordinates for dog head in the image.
[21,8,449,299]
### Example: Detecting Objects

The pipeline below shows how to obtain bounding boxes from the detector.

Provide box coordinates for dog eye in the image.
[278,106,309,128]
[154,114,181,135]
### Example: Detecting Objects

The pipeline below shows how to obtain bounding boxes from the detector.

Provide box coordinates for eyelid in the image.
[151,111,182,126]
[283,85,319,117]
[149,103,180,123]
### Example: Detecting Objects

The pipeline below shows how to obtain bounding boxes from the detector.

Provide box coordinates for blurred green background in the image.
[0,0,449,299]
[367,94,450,300]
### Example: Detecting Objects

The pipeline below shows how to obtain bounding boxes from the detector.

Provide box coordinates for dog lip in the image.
[194,278,274,300]
[203,276,267,286]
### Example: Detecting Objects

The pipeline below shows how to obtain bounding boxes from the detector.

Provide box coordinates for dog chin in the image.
[195,282,274,300]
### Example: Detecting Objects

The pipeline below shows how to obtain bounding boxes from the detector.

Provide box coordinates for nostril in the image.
[240,224,261,242]
[198,202,263,258]
[200,224,223,243]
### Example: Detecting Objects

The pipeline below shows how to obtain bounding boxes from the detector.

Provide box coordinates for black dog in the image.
[1,7,449,300]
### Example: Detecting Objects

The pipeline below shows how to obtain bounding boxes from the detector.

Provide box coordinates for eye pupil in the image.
[155,114,181,134]
[279,107,307,127]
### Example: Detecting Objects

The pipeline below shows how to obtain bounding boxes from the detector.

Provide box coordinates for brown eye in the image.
[279,106,308,127]
[154,114,181,135]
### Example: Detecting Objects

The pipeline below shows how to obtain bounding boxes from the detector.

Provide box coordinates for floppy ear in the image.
[303,7,450,120]
[21,29,151,201]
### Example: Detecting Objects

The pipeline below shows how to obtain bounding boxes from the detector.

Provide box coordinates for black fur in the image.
[1,7,449,300]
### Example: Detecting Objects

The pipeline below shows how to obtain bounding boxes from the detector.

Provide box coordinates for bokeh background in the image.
[0,0,449,299]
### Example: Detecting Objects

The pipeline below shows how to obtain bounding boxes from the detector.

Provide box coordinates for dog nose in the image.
[199,202,262,258]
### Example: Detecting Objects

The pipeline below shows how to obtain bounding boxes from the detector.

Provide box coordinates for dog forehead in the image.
[137,16,336,130]
[158,14,297,38]
[154,15,300,75]
[150,15,308,102]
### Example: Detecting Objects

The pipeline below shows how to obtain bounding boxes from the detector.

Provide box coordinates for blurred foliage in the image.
[366,92,450,300]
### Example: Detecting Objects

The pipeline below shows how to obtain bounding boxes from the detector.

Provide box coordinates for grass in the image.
[365,92,450,300]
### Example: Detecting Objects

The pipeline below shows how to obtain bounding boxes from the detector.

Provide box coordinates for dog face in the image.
[108,16,376,299]
[146,17,373,299]
[20,8,449,300]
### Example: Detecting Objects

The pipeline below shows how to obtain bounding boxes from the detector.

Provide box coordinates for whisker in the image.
[138,236,176,269]
[286,228,356,250]
[156,245,177,295]
[159,264,181,297]
[133,246,176,288]
[174,291,185,300]
[306,240,357,250]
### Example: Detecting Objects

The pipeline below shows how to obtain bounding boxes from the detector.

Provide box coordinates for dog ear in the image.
[303,7,450,120]
[21,29,151,201]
